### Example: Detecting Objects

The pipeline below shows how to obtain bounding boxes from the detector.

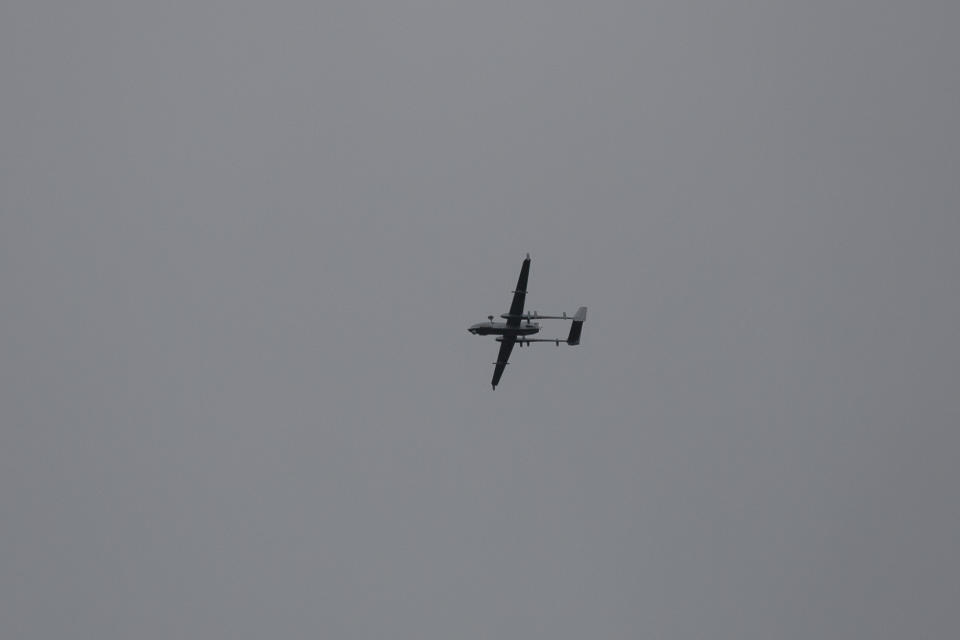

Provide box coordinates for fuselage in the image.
[468,321,540,337]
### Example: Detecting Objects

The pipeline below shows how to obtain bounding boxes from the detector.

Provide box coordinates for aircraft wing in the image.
[491,336,516,389]
[506,254,531,327]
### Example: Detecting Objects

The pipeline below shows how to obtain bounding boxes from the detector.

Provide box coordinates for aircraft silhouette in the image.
[468,254,586,389]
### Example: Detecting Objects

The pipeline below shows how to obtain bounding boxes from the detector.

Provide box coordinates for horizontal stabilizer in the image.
[567,306,587,345]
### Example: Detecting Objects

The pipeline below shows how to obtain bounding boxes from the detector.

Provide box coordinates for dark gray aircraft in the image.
[468,254,587,389]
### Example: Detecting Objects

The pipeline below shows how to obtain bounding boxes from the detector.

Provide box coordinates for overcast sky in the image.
[2,2,958,638]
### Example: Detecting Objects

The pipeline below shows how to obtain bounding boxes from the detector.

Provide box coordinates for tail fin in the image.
[566,306,587,345]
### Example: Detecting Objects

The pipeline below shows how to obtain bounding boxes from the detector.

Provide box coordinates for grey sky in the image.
[2,2,958,638]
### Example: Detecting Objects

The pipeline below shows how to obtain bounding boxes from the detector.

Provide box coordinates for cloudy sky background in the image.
[2,2,958,638]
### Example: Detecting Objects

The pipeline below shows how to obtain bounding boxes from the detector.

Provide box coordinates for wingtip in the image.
[525,252,530,260]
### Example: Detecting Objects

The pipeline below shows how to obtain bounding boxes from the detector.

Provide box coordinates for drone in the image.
[468,254,587,389]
